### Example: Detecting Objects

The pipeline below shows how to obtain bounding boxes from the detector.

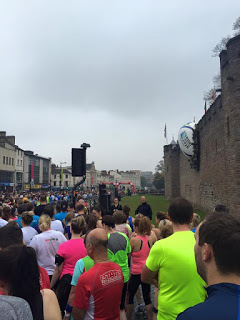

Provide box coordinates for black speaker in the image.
[99,184,106,196]
[107,194,111,211]
[99,184,107,209]
[72,148,86,177]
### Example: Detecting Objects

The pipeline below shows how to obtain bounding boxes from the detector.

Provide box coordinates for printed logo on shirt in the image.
[45,238,58,242]
[100,269,122,286]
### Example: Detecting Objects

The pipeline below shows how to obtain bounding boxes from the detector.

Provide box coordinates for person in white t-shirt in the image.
[43,204,64,234]
[21,211,38,246]
[0,219,7,228]
[29,214,67,278]
[0,207,8,228]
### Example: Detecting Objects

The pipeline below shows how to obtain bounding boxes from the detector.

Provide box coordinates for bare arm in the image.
[141,264,158,285]
[42,289,61,320]
[97,220,102,228]
[50,263,63,289]
[62,286,76,320]
[72,307,85,320]
[67,285,76,306]
[152,227,161,240]
[130,236,138,252]
[150,230,157,244]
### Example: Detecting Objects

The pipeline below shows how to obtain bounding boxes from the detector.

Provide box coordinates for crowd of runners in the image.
[0,192,239,320]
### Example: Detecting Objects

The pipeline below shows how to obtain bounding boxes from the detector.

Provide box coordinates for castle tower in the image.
[164,143,180,199]
[220,35,240,213]
[164,34,240,213]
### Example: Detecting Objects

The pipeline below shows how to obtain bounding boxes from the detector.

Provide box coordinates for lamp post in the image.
[60,161,66,190]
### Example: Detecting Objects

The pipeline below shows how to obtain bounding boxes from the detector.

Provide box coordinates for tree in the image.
[155,160,165,173]
[212,16,240,57]
[204,88,216,104]
[140,176,147,189]
[152,172,164,190]
[212,36,231,57]
[233,16,240,35]
[203,74,221,105]
[205,16,240,105]
[213,73,221,89]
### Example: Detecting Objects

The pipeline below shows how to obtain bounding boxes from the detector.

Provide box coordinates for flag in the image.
[31,162,34,180]
[212,89,216,101]
[164,123,167,138]
[204,101,207,114]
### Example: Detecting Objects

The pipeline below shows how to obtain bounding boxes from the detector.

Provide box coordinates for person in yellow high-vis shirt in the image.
[141,197,206,320]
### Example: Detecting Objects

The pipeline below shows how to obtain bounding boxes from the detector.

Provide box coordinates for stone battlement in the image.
[164,34,240,214]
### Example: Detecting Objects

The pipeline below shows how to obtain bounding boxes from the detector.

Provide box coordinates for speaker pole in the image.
[72,175,86,208]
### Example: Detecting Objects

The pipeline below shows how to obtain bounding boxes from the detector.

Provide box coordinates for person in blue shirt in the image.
[54,200,68,222]
[191,213,201,233]
[16,203,39,229]
[177,212,240,320]
[123,205,134,232]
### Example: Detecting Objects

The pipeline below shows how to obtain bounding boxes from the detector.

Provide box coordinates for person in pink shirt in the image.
[126,215,156,320]
[50,216,87,316]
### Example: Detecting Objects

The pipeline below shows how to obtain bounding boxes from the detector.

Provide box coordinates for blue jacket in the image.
[177,283,240,320]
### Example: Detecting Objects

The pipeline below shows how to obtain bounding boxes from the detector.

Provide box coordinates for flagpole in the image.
[164,123,168,144]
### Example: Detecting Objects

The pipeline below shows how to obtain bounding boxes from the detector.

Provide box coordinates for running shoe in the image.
[135,303,145,313]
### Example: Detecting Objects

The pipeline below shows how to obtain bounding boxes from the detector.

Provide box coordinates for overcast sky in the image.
[0,1,239,172]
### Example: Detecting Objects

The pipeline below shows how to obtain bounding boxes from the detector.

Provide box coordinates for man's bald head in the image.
[141,196,146,204]
[87,228,108,250]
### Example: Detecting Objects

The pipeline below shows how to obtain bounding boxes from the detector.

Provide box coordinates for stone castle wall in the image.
[164,35,240,213]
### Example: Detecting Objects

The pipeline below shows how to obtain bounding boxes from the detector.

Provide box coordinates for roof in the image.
[86,164,92,170]
[52,168,72,174]
[170,139,177,145]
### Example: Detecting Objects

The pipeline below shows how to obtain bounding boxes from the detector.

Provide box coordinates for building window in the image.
[6,157,8,165]
[65,181,68,187]
[29,158,40,184]
[0,171,13,183]
[54,181,56,186]
[54,175,56,179]
[21,160,22,166]
[12,158,14,165]
[18,159,19,165]
[3,156,5,164]
[66,175,68,179]
[18,149,19,155]
[42,159,49,184]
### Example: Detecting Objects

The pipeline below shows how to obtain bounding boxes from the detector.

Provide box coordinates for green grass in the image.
[121,194,206,223]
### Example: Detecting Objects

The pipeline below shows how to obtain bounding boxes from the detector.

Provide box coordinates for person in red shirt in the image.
[72,228,124,320]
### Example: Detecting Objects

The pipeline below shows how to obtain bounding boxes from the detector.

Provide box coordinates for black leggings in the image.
[120,282,128,310]
[56,274,72,315]
[127,274,151,305]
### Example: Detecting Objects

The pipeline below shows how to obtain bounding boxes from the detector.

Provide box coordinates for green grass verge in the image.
[121,194,206,224]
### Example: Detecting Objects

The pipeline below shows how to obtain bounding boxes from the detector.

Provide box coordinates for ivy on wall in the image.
[189,126,200,171]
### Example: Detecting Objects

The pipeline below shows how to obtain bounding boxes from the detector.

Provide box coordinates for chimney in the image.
[6,136,15,145]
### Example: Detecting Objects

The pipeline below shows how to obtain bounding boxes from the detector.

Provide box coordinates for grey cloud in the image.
[0,0,240,170]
